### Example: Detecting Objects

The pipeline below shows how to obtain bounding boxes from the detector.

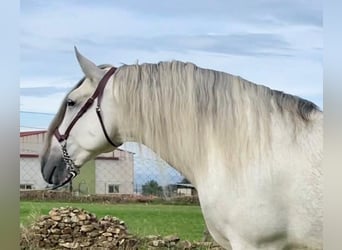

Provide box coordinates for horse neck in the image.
[125,116,204,185]
[117,102,204,185]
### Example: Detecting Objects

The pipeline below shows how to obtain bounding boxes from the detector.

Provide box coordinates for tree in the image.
[142,180,163,196]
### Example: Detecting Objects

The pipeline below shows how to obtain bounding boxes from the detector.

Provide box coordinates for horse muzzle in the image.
[41,150,79,189]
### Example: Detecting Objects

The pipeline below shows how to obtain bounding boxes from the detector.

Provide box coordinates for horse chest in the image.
[196,165,290,249]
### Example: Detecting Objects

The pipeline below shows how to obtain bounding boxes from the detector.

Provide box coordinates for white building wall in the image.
[95,158,134,194]
[20,157,48,189]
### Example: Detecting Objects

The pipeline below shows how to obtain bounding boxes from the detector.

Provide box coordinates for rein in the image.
[52,67,119,190]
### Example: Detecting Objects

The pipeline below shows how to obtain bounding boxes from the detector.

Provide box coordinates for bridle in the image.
[51,67,121,189]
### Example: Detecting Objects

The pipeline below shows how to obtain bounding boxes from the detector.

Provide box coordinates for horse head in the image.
[40,47,122,188]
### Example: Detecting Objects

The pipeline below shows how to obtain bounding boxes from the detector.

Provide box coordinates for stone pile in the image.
[20,206,225,249]
[20,207,138,249]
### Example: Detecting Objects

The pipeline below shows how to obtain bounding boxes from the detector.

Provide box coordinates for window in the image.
[108,184,120,194]
[20,184,33,190]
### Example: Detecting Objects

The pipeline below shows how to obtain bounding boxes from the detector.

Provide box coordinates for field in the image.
[20,201,206,241]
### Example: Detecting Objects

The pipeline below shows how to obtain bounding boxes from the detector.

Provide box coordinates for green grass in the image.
[20,201,206,241]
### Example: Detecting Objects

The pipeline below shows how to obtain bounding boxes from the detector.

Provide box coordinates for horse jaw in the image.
[74,46,104,83]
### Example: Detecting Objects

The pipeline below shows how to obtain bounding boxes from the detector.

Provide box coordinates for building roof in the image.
[175,183,195,188]
[20,130,47,137]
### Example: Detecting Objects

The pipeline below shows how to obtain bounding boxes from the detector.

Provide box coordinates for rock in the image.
[106,226,116,233]
[59,241,79,249]
[60,208,70,214]
[164,234,180,243]
[48,209,59,217]
[178,240,192,249]
[61,227,72,234]
[77,213,87,221]
[119,238,126,245]
[70,215,79,223]
[80,224,94,232]
[145,235,160,240]
[35,221,45,228]
[114,227,121,234]
[62,216,72,223]
[49,228,60,234]
[80,241,92,247]
[151,239,165,247]
[50,215,62,221]
[88,231,100,237]
[60,234,72,240]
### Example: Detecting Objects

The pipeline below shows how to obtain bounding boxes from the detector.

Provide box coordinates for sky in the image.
[20,0,322,186]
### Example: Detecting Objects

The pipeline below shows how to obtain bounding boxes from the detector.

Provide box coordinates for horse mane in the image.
[113,61,321,175]
[270,89,320,121]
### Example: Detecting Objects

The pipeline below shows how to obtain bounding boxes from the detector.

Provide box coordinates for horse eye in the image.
[66,99,75,107]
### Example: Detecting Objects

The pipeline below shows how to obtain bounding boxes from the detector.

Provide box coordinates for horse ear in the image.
[74,46,104,83]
